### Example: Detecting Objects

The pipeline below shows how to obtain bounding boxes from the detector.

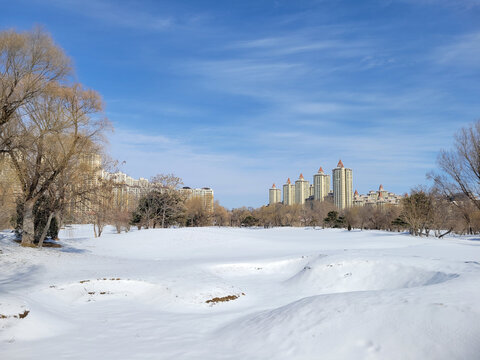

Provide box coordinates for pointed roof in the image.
[354,189,359,196]
[299,173,304,180]
[287,178,291,185]
[272,183,276,188]
[379,184,384,191]
[318,167,324,173]
[337,159,344,168]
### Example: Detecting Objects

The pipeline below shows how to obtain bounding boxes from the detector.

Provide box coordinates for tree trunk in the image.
[38,212,54,248]
[54,213,63,239]
[438,228,453,238]
[162,209,166,228]
[21,199,36,247]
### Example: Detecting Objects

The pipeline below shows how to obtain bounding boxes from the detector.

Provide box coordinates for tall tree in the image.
[0,27,70,138]
[2,84,108,246]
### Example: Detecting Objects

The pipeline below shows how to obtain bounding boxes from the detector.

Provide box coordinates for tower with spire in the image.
[313,166,331,202]
[295,173,310,205]
[269,183,282,205]
[332,159,353,209]
[282,178,295,205]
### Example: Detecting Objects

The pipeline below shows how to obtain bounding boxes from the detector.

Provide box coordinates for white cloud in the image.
[45,0,173,31]
[433,31,480,69]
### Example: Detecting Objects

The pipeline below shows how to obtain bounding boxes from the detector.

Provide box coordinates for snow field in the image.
[1,226,480,359]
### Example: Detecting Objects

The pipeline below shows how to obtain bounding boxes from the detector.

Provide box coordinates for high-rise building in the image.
[283,178,295,205]
[269,183,282,205]
[179,187,214,213]
[333,160,353,209]
[295,173,310,205]
[313,167,331,201]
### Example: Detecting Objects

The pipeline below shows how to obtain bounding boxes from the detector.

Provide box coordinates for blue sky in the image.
[2,0,480,208]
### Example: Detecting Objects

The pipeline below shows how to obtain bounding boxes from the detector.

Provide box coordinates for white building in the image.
[269,183,282,205]
[353,184,403,207]
[295,173,310,205]
[333,160,353,209]
[179,187,214,213]
[283,178,295,205]
[313,167,331,201]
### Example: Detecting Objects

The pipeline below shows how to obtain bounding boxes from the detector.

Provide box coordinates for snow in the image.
[1,226,480,359]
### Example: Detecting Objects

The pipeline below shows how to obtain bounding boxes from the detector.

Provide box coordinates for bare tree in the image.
[2,84,108,246]
[431,120,480,211]
[151,173,183,190]
[212,200,230,226]
[0,27,70,138]
[0,154,18,228]
[401,189,434,236]
[184,197,212,227]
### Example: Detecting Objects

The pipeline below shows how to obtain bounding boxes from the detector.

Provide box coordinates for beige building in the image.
[313,167,331,201]
[283,178,295,205]
[353,184,403,207]
[333,160,353,209]
[269,183,282,205]
[295,173,310,205]
[179,187,214,213]
[103,171,150,212]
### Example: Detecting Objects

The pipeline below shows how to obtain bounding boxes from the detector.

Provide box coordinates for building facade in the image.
[332,160,353,210]
[269,183,282,205]
[353,184,403,207]
[269,163,405,210]
[179,187,214,213]
[283,178,295,205]
[313,167,331,202]
[295,173,310,205]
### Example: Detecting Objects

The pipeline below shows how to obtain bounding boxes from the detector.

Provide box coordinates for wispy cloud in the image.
[432,31,480,69]
[390,0,480,10]
[45,0,174,31]
[229,35,373,58]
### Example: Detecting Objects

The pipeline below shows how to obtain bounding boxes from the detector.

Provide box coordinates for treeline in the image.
[228,187,480,237]
[228,119,480,237]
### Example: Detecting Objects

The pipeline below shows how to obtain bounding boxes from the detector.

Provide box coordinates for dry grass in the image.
[0,310,30,319]
[205,293,245,304]
[15,239,62,248]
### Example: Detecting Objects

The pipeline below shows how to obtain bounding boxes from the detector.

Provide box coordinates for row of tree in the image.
[2,28,480,244]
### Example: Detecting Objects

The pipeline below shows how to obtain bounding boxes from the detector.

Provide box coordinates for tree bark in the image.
[438,228,453,238]
[21,199,36,247]
[54,213,63,239]
[38,212,54,248]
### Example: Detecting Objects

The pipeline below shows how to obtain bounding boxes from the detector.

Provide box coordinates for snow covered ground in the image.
[1,226,480,359]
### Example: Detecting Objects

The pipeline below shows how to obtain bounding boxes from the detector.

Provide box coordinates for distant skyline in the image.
[2,0,480,208]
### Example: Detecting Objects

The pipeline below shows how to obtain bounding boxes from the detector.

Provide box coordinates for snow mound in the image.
[215,292,480,360]
[0,298,29,319]
[49,278,162,304]
[286,255,459,294]
[47,277,245,310]
[210,256,310,279]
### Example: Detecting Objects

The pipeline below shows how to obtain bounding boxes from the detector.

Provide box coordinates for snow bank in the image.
[1,226,480,359]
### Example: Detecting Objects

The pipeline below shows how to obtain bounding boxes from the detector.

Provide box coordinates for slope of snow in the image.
[1,226,480,359]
